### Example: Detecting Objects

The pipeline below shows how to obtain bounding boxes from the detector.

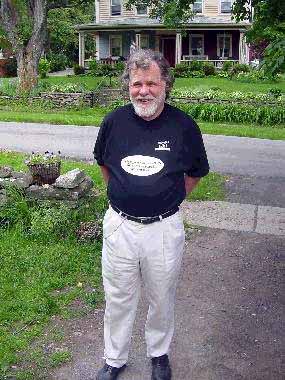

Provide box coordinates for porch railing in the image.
[180,58,239,68]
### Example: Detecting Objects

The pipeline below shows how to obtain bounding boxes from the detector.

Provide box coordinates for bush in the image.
[29,203,73,240]
[202,62,216,76]
[268,87,282,98]
[3,58,17,77]
[0,78,18,96]
[47,52,70,72]
[230,63,250,75]
[73,64,85,75]
[38,58,51,79]
[222,60,234,73]
[188,60,204,71]
[173,63,190,78]
[190,70,206,78]
[175,102,285,126]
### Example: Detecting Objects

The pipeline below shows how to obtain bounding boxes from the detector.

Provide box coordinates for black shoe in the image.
[96,363,126,380]
[151,355,171,380]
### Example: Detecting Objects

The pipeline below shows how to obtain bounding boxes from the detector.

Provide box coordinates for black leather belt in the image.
[110,204,179,225]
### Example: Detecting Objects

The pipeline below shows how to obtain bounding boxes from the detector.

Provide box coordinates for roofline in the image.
[75,23,251,32]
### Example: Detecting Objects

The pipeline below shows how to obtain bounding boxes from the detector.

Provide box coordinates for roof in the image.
[75,15,250,32]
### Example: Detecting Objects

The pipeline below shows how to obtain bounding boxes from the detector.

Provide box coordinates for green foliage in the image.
[47,52,70,72]
[0,184,30,230]
[73,64,85,75]
[175,102,285,126]
[0,78,18,96]
[222,61,235,73]
[202,62,216,76]
[29,203,73,240]
[38,59,51,79]
[230,63,250,75]
[49,82,86,93]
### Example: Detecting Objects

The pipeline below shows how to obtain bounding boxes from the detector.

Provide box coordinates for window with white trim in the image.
[220,0,232,14]
[190,34,204,56]
[111,0,121,16]
[217,34,232,57]
[140,35,149,49]
[110,35,122,56]
[193,0,203,14]
[136,4,148,15]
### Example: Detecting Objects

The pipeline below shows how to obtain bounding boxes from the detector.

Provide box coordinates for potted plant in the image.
[25,151,61,185]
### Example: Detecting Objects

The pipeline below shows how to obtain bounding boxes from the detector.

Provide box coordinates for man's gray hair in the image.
[121,49,175,99]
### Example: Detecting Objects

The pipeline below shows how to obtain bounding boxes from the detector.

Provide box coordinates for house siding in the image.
[99,0,232,22]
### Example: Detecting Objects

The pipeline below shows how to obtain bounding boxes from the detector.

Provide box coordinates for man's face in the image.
[129,61,166,121]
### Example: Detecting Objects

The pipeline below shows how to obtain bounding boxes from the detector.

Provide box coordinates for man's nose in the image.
[139,84,150,95]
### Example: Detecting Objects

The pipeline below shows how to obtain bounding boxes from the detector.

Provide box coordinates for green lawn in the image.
[1,74,285,93]
[0,151,225,379]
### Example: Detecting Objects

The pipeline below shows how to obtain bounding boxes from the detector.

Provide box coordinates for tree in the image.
[0,0,93,93]
[126,0,285,74]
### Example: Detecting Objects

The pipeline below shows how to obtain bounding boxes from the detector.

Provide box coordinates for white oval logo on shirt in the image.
[121,155,164,176]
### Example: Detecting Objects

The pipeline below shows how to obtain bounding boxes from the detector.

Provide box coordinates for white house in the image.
[76,0,251,67]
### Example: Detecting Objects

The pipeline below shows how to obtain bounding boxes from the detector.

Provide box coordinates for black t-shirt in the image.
[94,103,209,217]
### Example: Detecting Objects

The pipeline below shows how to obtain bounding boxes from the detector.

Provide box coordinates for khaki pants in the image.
[102,207,185,368]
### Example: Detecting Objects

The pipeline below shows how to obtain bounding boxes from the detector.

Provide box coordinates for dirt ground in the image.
[48,227,284,380]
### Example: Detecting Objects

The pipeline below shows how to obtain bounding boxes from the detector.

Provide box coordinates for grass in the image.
[1,74,285,93]
[0,150,225,378]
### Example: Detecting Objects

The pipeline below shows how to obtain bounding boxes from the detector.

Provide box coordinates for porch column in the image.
[175,32,182,65]
[155,35,160,52]
[96,34,100,61]
[79,31,85,67]
[239,32,249,64]
[135,33,141,49]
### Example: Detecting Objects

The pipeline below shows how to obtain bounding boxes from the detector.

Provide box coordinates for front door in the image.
[162,38,176,67]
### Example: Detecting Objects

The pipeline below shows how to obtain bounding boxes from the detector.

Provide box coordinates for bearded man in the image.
[94,49,209,380]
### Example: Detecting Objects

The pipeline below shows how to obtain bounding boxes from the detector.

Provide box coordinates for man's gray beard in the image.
[131,92,166,118]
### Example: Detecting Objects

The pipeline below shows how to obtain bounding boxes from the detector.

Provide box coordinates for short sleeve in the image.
[93,119,108,166]
[183,121,210,178]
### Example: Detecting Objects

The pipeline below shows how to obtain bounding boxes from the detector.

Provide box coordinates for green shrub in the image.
[268,87,282,98]
[38,58,51,79]
[47,52,70,72]
[174,102,285,126]
[0,78,18,96]
[73,64,85,75]
[29,203,73,240]
[222,60,234,73]
[230,63,250,75]
[188,60,204,71]
[173,64,191,78]
[202,62,216,76]
[190,70,206,78]
[88,59,99,76]
[0,184,30,230]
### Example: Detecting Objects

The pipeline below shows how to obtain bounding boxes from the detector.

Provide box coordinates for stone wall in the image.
[0,89,128,107]
[0,166,94,208]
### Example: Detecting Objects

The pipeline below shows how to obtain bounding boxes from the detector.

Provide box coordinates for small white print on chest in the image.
[155,140,170,151]
[121,155,164,176]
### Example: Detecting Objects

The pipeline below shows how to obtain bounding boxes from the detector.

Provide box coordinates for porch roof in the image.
[75,15,250,32]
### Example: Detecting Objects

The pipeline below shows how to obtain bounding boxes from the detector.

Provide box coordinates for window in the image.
[140,35,149,49]
[111,0,121,16]
[136,4,148,15]
[193,0,203,14]
[220,0,232,14]
[190,34,204,56]
[110,35,122,56]
[217,34,232,57]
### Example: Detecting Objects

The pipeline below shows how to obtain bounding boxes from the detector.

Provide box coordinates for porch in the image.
[78,28,250,68]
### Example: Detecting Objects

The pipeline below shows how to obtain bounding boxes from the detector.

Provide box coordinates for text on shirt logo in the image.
[155,141,170,151]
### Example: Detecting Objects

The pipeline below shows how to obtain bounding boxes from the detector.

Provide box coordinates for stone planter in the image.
[27,162,61,185]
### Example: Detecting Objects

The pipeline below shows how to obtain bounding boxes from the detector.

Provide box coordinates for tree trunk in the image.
[0,0,47,93]
[16,48,41,93]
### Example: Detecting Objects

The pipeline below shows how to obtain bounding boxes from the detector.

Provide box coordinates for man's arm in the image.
[185,175,200,196]
[100,165,110,185]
